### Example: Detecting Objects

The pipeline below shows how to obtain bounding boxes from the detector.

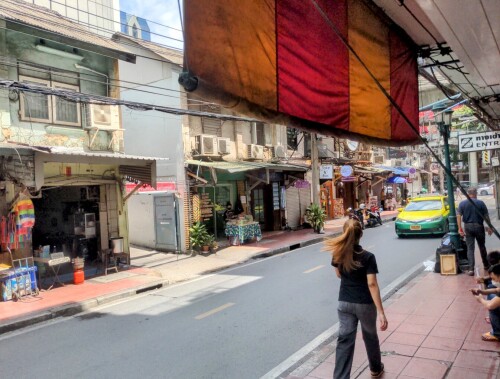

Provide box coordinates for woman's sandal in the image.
[481,332,499,342]
[371,363,384,378]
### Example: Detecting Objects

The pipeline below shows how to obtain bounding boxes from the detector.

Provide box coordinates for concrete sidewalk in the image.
[0,211,397,333]
[280,271,500,379]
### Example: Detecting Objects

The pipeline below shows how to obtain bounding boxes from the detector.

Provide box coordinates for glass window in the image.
[19,76,51,122]
[253,188,265,224]
[19,76,81,126]
[53,82,81,126]
[405,200,443,211]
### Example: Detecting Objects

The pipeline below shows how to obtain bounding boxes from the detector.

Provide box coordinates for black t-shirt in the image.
[332,245,378,304]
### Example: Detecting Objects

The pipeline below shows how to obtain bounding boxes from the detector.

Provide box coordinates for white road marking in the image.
[195,302,235,320]
[303,265,325,274]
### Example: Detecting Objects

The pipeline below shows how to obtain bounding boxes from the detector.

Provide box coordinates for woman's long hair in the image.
[325,219,363,272]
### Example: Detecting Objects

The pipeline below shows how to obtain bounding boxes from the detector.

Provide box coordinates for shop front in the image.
[185,160,308,245]
[0,145,160,299]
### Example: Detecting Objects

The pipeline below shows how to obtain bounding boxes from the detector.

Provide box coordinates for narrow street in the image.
[0,222,477,379]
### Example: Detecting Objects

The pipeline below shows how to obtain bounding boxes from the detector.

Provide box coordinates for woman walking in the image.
[326,219,388,379]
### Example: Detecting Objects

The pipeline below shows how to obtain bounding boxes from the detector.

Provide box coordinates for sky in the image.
[120,0,184,49]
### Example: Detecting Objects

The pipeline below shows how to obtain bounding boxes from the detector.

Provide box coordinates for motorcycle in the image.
[347,207,364,229]
[365,207,383,228]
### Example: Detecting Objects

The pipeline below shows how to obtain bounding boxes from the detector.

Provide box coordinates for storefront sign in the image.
[340,165,353,177]
[125,181,176,193]
[458,131,500,152]
[200,193,213,221]
[294,179,310,189]
[320,165,333,179]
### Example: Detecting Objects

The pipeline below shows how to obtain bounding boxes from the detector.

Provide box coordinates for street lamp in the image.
[433,104,461,251]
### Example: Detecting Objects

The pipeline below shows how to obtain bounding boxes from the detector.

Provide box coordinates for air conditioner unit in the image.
[317,143,330,158]
[85,104,119,130]
[196,134,218,156]
[393,159,404,167]
[217,137,231,155]
[373,155,385,164]
[272,145,286,159]
[247,144,264,160]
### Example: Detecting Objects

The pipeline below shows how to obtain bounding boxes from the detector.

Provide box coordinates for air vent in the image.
[85,104,118,130]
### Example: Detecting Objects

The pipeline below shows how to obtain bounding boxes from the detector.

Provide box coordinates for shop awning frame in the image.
[29,146,167,189]
[185,160,309,174]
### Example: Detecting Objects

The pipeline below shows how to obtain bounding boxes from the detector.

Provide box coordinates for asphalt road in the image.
[0,222,478,379]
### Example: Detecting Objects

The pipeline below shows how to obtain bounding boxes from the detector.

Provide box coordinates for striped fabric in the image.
[14,198,35,233]
[183,0,418,145]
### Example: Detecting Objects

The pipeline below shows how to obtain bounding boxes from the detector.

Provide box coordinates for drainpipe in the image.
[251,122,257,145]
[74,64,109,97]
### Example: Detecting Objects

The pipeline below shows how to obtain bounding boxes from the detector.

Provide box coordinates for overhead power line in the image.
[0,79,259,123]
[0,58,216,107]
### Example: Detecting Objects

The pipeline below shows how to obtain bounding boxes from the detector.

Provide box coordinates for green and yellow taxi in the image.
[395,195,450,238]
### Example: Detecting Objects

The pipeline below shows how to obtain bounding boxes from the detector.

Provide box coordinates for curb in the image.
[0,280,167,335]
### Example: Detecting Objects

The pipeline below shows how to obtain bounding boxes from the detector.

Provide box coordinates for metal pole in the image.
[440,123,460,250]
[311,133,320,205]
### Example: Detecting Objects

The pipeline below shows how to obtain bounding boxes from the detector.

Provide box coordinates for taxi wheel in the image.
[397,233,405,239]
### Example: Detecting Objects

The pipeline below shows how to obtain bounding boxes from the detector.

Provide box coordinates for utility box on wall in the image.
[128,192,179,252]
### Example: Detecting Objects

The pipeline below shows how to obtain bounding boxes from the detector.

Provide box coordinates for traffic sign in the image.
[458,131,500,153]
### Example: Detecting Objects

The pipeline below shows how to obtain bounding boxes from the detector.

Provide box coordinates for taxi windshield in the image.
[405,200,442,211]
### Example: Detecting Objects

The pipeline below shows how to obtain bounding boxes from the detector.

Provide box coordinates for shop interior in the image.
[31,185,101,279]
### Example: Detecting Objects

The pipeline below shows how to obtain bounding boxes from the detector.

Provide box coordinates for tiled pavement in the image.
[283,272,500,379]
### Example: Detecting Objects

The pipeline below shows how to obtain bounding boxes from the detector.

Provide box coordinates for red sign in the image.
[125,182,176,193]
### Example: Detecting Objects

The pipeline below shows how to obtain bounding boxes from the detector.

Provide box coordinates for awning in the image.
[186,160,308,174]
[353,166,392,175]
[33,146,167,187]
[373,165,411,176]
[386,176,407,184]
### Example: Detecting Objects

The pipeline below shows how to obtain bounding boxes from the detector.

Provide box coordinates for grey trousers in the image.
[464,223,488,270]
[334,301,382,379]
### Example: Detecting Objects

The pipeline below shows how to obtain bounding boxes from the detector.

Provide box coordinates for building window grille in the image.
[19,76,81,127]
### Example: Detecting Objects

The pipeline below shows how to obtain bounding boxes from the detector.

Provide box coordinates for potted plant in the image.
[306,204,326,233]
[207,234,218,253]
[189,222,209,254]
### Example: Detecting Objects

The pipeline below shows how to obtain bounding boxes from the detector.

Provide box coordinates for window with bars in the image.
[19,76,81,126]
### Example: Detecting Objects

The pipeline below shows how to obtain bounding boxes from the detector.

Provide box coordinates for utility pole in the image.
[311,133,320,205]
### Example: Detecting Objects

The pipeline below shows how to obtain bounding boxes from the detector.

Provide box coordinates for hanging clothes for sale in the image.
[13,196,35,235]
[9,194,35,248]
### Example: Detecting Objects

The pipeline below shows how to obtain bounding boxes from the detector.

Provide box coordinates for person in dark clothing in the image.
[471,264,500,342]
[326,219,387,379]
[457,187,493,275]
[223,202,234,222]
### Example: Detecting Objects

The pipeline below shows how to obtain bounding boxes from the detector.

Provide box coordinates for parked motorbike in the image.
[365,207,383,228]
[347,207,364,229]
